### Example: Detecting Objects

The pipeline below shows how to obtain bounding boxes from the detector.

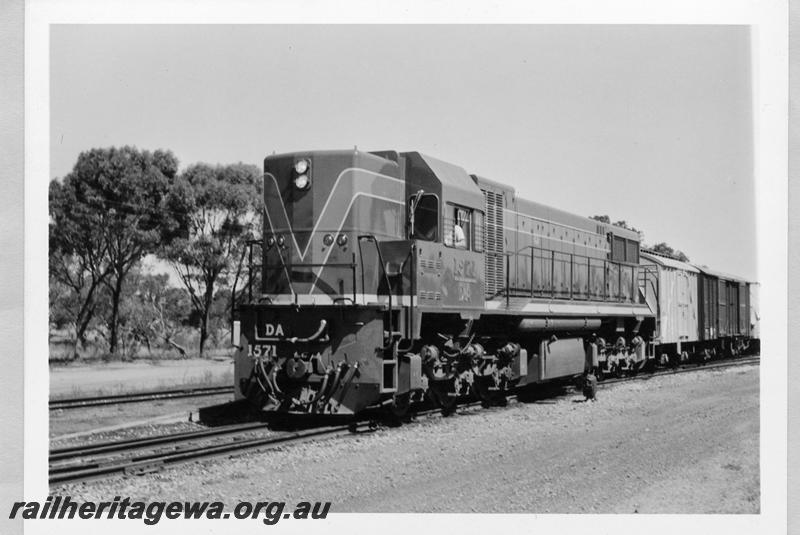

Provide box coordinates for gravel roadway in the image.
[54,363,759,514]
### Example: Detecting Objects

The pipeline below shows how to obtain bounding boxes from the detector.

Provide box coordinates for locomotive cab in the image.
[403,152,486,315]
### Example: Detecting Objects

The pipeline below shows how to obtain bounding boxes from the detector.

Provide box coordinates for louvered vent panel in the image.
[482,189,504,297]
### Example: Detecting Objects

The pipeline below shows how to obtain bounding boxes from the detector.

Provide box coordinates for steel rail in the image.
[597,356,760,389]
[49,423,367,486]
[49,421,271,462]
[50,385,234,410]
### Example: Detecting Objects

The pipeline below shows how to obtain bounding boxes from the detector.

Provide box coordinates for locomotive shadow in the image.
[198,382,595,430]
[515,382,571,404]
[197,399,360,430]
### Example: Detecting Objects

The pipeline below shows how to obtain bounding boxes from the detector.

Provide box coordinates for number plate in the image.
[248,344,277,358]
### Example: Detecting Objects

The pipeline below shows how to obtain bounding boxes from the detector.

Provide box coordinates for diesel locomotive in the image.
[231,148,755,417]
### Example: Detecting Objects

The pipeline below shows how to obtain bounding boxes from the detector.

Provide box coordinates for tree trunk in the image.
[109,274,124,354]
[199,283,215,357]
[199,319,207,358]
[165,337,188,357]
[73,276,103,346]
[76,303,95,347]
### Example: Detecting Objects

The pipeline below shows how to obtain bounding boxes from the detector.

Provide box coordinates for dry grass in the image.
[49,327,232,365]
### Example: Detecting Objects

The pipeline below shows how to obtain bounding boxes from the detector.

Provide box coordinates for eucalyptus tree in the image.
[49,146,186,355]
[161,162,262,356]
[49,179,112,351]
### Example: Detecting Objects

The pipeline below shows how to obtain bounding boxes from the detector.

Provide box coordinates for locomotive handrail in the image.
[356,235,416,352]
[637,264,660,319]
[231,239,267,318]
[230,243,251,324]
[357,235,395,350]
[266,240,298,305]
[357,235,393,309]
[397,242,415,353]
[261,261,358,306]
[356,234,394,351]
[486,245,642,307]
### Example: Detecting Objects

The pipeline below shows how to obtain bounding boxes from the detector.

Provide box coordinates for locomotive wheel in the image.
[427,383,458,416]
[472,376,494,407]
[472,376,495,407]
[595,368,605,381]
[388,392,412,421]
[440,397,457,416]
[472,375,508,408]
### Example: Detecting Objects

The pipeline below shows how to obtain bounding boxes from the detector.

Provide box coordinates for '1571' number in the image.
[248,344,277,358]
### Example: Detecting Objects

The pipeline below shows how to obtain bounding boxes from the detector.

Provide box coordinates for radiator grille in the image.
[482,189,505,297]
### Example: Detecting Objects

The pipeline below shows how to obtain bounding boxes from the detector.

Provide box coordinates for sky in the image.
[50,24,756,281]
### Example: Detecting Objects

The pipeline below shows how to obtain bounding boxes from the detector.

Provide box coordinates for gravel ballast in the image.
[52,363,759,513]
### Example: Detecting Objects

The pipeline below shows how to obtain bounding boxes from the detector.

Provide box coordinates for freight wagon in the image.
[641,250,753,363]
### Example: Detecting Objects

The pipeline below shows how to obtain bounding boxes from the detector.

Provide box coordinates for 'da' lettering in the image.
[265,324,284,336]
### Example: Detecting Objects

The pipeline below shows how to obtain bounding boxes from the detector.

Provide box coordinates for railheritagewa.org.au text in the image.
[9,496,331,525]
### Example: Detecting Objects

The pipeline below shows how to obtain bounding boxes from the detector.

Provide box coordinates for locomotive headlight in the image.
[337,233,348,246]
[266,235,276,248]
[276,235,285,247]
[294,159,309,175]
[323,233,334,247]
[294,174,311,190]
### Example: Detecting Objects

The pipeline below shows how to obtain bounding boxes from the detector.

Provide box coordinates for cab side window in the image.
[410,194,439,242]
[444,205,472,250]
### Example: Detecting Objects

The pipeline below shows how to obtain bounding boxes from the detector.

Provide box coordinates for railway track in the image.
[596,354,760,388]
[49,385,234,410]
[49,422,364,485]
[50,355,758,486]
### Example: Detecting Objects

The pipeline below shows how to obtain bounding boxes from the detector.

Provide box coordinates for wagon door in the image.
[730,283,740,335]
[717,278,728,337]
[677,270,691,341]
[739,283,749,336]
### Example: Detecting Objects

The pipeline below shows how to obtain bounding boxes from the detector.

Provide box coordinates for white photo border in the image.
[25,1,787,534]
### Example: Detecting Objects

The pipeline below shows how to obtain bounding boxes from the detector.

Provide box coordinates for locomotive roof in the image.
[412,152,485,209]
[640,251,700,273]
[472,173,641,241]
